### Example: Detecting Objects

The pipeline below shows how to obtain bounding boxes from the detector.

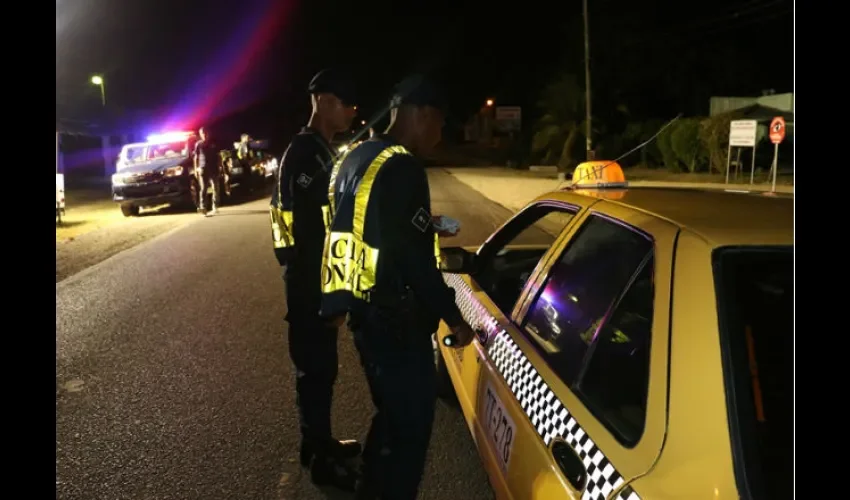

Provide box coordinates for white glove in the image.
[433,215,461,235]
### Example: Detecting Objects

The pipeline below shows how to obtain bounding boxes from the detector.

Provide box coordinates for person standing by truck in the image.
[193,126,220,216]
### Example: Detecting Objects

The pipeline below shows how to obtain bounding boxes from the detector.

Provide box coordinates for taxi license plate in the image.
[482,381,516,472]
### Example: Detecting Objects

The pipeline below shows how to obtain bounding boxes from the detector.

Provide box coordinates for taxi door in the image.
[442,200,587,500]
[475,203,678,500]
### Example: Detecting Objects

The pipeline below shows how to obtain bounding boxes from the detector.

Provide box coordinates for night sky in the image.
[56,0,793,144]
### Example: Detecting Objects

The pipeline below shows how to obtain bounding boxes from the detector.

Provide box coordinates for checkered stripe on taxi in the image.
[444,273,640,500]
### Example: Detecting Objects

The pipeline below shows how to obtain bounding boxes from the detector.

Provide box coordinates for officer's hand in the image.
[449,322,476,348]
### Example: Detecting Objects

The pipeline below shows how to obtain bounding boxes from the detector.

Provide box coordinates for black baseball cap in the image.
[308,68,356,106]
[391,74,446,112]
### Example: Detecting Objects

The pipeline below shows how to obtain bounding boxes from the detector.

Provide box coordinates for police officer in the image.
[193,126,219,216]
[319,75,476,500]
[269,68,361,491]
[237,133,251,162]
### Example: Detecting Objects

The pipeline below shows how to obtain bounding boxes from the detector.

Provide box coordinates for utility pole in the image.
[582,0,593,160]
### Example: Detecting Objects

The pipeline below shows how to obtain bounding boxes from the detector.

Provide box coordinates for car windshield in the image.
[147,141,187,160]
[714,246,792,499]
[123,146,148,164]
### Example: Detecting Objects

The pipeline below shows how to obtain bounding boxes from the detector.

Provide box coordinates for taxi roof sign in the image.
[571,160,627,188]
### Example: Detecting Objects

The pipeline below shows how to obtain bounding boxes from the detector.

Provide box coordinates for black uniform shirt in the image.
[373,143,464,329]
[274,128,336,288]
[193,139,219,175]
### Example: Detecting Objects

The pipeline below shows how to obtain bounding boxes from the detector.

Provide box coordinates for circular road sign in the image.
[770,116,786,144]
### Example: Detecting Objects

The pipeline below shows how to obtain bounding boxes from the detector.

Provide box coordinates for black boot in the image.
[300,438,362,466]
[299,440,313,467]
[328,439,362,460]
[310,455,359,492]
[354,475,381,500]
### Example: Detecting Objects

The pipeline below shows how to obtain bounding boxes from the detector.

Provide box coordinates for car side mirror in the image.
[440,246,478,274]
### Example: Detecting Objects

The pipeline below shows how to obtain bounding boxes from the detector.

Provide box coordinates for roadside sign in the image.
[769,116,786,144]
[729,120,757,147]
[495,106,521,132]
[768,116,786,192]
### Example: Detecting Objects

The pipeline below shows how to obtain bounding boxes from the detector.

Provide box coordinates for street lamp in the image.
[485,99,494,107]
[91,75,106,107]
[582,0,594,160]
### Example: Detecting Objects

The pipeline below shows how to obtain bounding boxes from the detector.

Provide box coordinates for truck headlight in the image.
[164,166,184,177]
[111,173,125,186]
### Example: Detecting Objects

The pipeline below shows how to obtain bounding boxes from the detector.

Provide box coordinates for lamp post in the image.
[582,0,594,160]
[91,75,106,107]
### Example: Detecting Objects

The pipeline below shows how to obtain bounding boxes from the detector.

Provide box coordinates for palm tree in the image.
[530,74,590,173]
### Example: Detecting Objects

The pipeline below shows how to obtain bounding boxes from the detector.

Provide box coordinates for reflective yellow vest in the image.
[270,136,342,256]
[321,141,441,316]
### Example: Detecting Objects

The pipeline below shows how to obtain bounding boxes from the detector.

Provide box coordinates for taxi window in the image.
[473,202,577,315]
[521,214,653,395]
[714,247,792,500]
[576,257,654,446]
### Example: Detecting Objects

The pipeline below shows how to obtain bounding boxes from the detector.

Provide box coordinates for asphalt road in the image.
[56,169,557,500]
[56,207,198,283]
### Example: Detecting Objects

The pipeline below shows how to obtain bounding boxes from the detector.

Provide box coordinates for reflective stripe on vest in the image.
[434,233,441,267]
[327,142,361,221]
[322,145,443,302]
[322,145,409,299]
[270,162,295,249]
[270,167,333,251]
[271,202,332,249]
[270,206,295,249]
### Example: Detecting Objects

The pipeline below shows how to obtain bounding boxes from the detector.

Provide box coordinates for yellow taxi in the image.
[435,165,793,500]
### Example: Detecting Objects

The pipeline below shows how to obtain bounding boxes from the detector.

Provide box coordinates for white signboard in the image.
[495,106,522,132]
[729,120,757,147]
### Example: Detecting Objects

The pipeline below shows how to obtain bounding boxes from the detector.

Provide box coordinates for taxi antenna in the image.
[561,113,683,190]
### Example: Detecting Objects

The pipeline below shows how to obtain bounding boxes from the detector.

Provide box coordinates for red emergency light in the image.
[147,131,194,144]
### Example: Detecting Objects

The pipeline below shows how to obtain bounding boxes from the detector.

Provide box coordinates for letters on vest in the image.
[271,201,332,249]
[270,205,295,249]
[269,165,333,251]
[321,144,442,302]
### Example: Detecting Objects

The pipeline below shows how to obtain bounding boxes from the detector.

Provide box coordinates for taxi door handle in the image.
[551,440,587,492]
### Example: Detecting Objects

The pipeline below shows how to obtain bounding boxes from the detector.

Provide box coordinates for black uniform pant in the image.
[352,311,437,500]
[197,170,219,210]
[285,270,339,451]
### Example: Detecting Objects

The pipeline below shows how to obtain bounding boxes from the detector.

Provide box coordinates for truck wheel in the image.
[121,205,140,217]
[221,176,232,205]
[189,179,200,211]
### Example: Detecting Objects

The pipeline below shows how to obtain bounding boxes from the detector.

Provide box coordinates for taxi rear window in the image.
[713,246,792,500]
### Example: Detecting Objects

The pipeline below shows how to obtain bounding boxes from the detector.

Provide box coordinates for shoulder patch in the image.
[411,207,431,233]
[296,172,313,188]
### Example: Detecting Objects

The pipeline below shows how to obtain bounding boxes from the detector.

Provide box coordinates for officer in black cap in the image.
[268,68,361,491]
[319,74,475,499]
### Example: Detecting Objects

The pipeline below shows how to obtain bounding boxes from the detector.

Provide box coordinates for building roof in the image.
[730,104,794,123]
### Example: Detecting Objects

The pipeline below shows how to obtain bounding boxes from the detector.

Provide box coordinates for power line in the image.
[606,0,790,52]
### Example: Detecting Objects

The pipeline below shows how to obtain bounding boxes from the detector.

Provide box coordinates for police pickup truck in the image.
[111,131,199,217]
[220,138,276,199]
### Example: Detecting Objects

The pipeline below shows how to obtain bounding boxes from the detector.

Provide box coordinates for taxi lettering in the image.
[483,382,516,472]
